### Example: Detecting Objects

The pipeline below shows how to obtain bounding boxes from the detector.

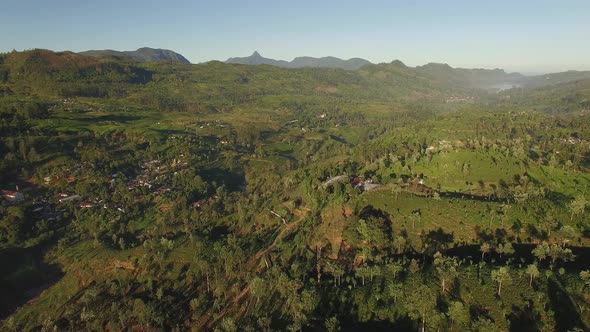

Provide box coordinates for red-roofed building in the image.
[350,177,363,187]
[1,190,24,202]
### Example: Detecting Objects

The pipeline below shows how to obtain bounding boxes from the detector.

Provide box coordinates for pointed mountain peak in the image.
[251,51,262,58]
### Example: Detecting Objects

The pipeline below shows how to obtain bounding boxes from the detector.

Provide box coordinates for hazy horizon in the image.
[1,0,589,73]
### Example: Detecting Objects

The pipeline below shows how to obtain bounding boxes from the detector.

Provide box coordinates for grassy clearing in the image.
[413,150,523,193]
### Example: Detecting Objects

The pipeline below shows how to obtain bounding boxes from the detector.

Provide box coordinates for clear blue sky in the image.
[1,0,589,73]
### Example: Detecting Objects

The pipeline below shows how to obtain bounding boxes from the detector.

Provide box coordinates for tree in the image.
[526,263,540,288]
[325,316,340,332]
[5,316,18,332]
[491,266,512,296]
[548,244,575,267]
[410,210,421,230]
[471,317,499,332]
[559,225,576,246]
[217,317,238,332]
[393,235,406,254]
[386,280,403,304]
[249,277,266,307]
[500,204,511,227]
[530,242,576,270]
[532,242,550,262]
[1,206,27,244]
[480,243,492,261]
[18,140,26,161]
[332,265,344,286]
[570,195,587,220]
[487,206,500,229]
[257,317,272,332]
[27,147,40,163]
[433,252,459,293]
[405,284,437,332]
[447,301,470,331]
[355,265,371,286]
[357,219,370,242]
[326,263,345,287]
[369,265,381,282]
[496,242,514,257]
[544,215,559,237]
[385,260,403,280]
[408,258,420,287]
[580,270,590,294]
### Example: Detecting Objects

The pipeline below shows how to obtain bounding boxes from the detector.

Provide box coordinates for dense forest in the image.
[0,49,589,331]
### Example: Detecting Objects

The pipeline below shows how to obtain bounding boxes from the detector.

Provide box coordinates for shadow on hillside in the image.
[423,228,455,253]
[199,167,245,193]
[548,278,586,332]
[338,317,414,332]
[508,302,539,332]
[329,134,350,146]
[74,114,143,123]
[0,246,63,319]
[153,128,190,136]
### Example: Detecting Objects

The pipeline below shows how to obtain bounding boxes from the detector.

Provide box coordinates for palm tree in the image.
[480,243,492,261]
[491,267,511,296]
[526,264,539,288]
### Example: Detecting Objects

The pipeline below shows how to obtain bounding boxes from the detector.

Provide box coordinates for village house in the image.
[350,176,363,188]
[1,190,24,202]
[58,194,81,203]
[322,175,382,192]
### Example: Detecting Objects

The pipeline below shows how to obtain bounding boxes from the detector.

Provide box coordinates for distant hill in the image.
[79,47,190,64]
[415,63,527,90]
[522,70,590,88]
[225,53,528,89]
[225,51,372,70]
[497,77,590,113]
[289,56,372,70]
[0,49,153,97]
[356,61,528,93]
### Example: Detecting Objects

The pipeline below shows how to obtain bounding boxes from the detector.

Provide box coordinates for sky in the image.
[1,0,589,74]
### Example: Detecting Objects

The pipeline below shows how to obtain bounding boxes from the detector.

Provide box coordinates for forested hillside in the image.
[0,49,589,331]
[79,47,191,64]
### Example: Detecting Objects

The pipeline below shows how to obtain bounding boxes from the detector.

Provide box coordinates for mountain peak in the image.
[251,51,262,58]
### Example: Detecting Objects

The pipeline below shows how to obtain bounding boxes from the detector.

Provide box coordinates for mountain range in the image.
[5,47,590,95]
[225,51,373,70]
[79,47,190,64]
[73,48,590,88]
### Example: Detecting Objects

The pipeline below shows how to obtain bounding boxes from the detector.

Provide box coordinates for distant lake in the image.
[488,83,522,92]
